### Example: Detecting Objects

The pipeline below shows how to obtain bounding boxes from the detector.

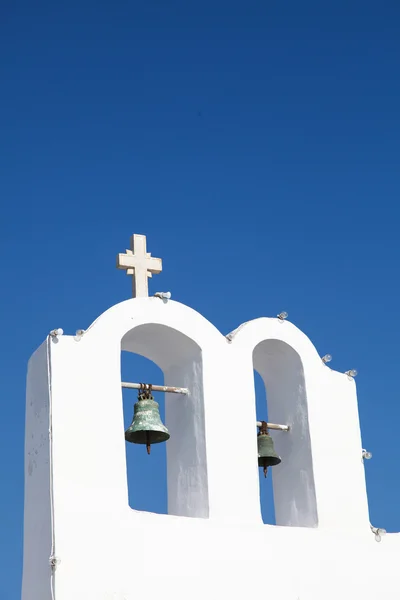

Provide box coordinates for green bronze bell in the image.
[257,421,281,477]
[125,389,170,455]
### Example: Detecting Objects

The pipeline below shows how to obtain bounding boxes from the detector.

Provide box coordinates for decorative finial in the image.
[117,234,162,298]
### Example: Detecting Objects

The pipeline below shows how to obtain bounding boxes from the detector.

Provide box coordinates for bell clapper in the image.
[146,431,151,455]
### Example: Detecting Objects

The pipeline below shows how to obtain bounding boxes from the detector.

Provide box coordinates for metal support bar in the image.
[256,421,290,432]
[121,384,288,429]
[121,382,189,395]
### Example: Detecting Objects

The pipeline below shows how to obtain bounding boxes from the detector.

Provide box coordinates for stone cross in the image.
[116,234,162,298]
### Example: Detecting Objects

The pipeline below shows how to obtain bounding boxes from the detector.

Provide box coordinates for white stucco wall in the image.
[22,298,400,600]
[22,340,52,600]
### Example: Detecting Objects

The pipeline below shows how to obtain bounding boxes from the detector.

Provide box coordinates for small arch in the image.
[254,370,276,525]
[253,339,318,528]
[121,323,209,519]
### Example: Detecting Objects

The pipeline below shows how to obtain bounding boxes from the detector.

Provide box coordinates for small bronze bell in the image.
[257,421,281,477]
[125,387,170,455]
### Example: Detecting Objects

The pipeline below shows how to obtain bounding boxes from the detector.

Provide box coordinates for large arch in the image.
[122,351,167,513]
[121,323,208,518]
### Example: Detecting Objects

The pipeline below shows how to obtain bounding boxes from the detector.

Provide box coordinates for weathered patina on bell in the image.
[125,389,170,455]
[257,421,281,477]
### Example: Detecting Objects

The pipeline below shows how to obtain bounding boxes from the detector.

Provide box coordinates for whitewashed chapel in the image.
[22,234,399,600]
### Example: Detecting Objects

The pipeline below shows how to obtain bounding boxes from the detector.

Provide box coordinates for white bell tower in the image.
[22,234,399,600]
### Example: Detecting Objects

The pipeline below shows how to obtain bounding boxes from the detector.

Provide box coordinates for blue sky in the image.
[1,1,400,596]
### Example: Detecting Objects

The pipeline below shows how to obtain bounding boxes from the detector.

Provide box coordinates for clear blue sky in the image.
[1,1,400,596]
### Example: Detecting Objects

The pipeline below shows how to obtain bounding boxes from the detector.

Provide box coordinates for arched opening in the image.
[121,323,209,519]
[122,351,168,514]
[253,339,318,528]
[254,370,276,525]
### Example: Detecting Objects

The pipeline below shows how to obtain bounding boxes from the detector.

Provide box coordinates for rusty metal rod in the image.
[256,421,290,432]
[121,382,189,395]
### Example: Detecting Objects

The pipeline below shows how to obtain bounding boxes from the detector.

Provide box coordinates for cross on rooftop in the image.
[116,234,162,298]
